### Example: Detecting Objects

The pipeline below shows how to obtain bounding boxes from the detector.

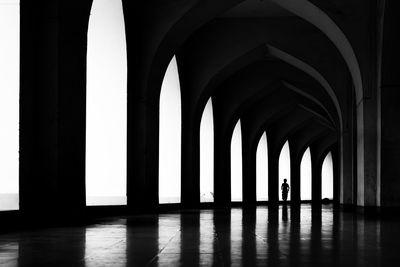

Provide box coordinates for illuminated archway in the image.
[0,0,19,211]
[322,152,334,200]
[159,56,182,204]
[231,120,243,202]
[256,132,268,201]
[279,141,291,201]
[86,0,127,206]
[300,147,312,200]
[200,98,214,202]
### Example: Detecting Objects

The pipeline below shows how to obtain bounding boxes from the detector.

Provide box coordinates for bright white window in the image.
[278,141,291,201]
[159,56,181,204]
[231,120,243,202]
[86,0,127,206]
[256,132,268,201]
[300,147,312,200]
[322,152,334,199]
[0,0,19,211]
[200,98,214,202]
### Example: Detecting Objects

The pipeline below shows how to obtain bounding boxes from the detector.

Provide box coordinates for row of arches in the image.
[131,0,373,209]
[157,57,334,205]
[0,0,334,211]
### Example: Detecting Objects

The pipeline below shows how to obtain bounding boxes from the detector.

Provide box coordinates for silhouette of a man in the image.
[281,179,290,202]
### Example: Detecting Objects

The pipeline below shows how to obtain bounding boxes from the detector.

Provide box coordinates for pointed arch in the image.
[270,0,365,205]
[200,97,214,202]
[322,152,334,200]
[279,141,291,201]
[0,0,19,211]
[86,0,127,206]
[231,119,243,202]
[268,45,342,130]
[256,132,268,201]
[300,147,312,201]
[159,56,182,204]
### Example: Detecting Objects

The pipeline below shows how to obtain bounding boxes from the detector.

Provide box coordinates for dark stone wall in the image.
[380,0,400,207]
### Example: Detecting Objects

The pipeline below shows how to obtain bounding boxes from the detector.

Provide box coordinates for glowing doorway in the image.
[321,152,334,199]
[256,132,268,201]
[278,141,291,201]
[231,120,243,202]
[86,0,127,206]
[200,98,214,202]
[300,148,312,200]
[159,56,182,204]
[0,0,19,211]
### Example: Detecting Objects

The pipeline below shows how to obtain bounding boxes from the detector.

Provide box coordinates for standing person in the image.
[281,179,290,202]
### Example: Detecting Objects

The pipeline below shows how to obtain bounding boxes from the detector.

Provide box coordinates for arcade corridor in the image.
[2,0,400,265]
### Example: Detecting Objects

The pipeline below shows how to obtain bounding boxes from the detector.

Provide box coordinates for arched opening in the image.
[159,56,181,204]
[300,147,312,200]
[268,0,364,204]
[0,0,19,211]
[231,119,243,202]
[322,152,334,200]
[256,132,268,201]
[200,98,214,203]
[86,0,127,206]
[279,141,291,201]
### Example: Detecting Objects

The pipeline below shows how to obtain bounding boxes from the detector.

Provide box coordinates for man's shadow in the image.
[282,204,288,222]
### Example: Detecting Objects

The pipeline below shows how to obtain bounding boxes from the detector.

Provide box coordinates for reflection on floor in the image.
[0,204,398,266]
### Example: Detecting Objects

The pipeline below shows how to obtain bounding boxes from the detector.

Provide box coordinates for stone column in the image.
[20,0,92,220]
[268,146,279,205]
[241,119,257,206]
[340,131,354,205]
[180,102,200,207]
[311,148,322,204]
[290,151,301,204]
[213,113,231,206]
[126,99,159,211]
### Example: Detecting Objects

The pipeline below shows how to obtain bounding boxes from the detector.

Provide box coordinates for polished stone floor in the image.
[0,204,399,266]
